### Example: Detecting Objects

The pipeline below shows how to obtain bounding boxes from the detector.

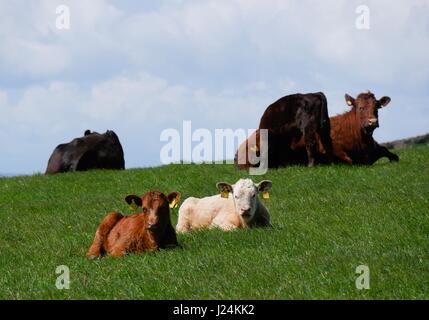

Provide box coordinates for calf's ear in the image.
[167,192,181,209]
[256,180,272,192]
[345,94,355,107]
[379,96,391,108]
[216,182,233,196]
[125,195,142,208]
[84,130,91,136]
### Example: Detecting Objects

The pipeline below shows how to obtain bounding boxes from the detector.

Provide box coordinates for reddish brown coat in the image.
[325,92,399,165]
[86,191,180,258]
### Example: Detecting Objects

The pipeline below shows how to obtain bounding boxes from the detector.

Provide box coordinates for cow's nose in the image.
[241,208,251,216]
[147,223,158,231]
[368,118,378,127]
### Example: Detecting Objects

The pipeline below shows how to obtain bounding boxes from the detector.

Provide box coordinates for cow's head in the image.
[345,92,391,135]
[216,179,272,221]
[125,191,180,233]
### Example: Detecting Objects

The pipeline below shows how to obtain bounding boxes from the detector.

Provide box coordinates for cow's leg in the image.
[303,127,318,167]
[86,229,104,259]
[86,212,123,258]
[212,215,239,231]
[110,245,126,257]
[176,206,191,233]
[318,127,333,164]
[176,218,191,233]
[336,150,353,165]
[371,145,399,164]
[213,222,239,231]
[267,135,280,168]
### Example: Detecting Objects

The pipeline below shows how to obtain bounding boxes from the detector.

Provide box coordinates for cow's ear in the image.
[167,192,181,209]
[379,96,391,108]
[84,130,91,136]
[125,195,142,207]
[345,94,355,107]
[256,180,272,192]
[216,182,233,194]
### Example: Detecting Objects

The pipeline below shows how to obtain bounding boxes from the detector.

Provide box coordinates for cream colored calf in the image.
[176,179,272,232]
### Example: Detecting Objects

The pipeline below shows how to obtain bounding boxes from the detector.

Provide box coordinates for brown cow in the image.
[289,91,399,165]
[86,191,180,258]
[326,92,399,165]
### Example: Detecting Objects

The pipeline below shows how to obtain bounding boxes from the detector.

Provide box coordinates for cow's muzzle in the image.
[364,119,379,135]
[147,223,159,231]
[367,118,379,128]
[240,208,251,218]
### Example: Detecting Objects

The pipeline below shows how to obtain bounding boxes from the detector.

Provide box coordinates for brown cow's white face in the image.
[217,179,272,220]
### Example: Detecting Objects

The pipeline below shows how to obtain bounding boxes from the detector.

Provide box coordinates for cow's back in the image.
[259,94,305,133]
[178,195,236,230]
[45,130,125,174]
[106,214,157,253]
[76,132,125,171]
[258,93,332,166]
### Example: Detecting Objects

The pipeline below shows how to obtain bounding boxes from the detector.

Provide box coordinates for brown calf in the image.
[86,191,180,258]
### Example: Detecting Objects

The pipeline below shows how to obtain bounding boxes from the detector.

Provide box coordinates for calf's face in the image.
[217,179,272,220]
[125,191,180,233]
[345,92,391,135]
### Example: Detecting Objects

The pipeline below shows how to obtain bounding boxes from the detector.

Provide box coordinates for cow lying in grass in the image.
[46,129,125,174]
[86,191,180,258]
[176,179,272,232]
[290,92,399,165]
[237,92,399,167]
[327,92,399,165]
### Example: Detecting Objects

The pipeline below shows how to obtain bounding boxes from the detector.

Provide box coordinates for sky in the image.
[0,0,428,175]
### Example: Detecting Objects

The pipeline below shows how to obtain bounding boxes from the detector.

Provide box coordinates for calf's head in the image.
[216,179,272,220]
[345,92,391,135]
[125,191,180,233]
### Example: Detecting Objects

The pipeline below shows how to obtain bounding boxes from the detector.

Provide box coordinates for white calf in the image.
[176,179,272,232]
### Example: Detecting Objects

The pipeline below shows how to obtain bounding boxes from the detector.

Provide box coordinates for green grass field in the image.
[0,146,428,300]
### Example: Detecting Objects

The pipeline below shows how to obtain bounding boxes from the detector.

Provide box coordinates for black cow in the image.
[46,130,125,174]
[235,92,333,169]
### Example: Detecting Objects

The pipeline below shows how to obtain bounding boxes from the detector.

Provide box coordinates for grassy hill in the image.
[0,145,428,299]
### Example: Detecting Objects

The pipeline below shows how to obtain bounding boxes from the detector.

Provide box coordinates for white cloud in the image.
[0,39,70,76]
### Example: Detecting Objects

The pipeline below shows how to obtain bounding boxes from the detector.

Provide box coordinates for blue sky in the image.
[0,0,428,175]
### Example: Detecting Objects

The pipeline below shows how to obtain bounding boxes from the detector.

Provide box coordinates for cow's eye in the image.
[142,208,148,213]
[234,195,239,199]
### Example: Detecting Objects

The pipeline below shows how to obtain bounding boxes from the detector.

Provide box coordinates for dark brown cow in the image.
[235,92,333,169]
[86,191,180,258]
[46,130,125,174]
[326,92,399,165]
